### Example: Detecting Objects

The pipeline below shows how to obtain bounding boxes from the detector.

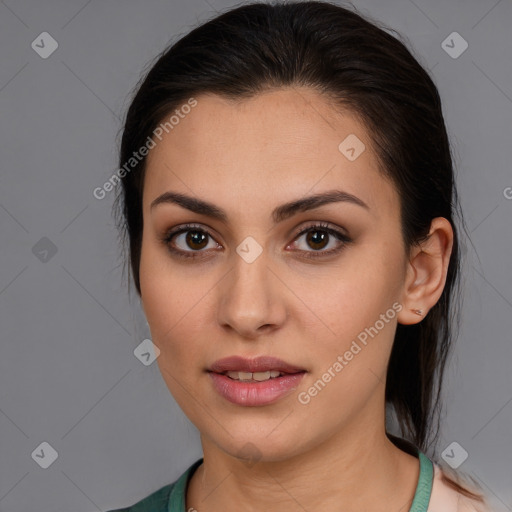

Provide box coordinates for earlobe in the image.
[397,217,454,325]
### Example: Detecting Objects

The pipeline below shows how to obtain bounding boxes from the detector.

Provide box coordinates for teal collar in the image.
[168,450,433,512]
[168,458,203,512]
[409,450,434,511]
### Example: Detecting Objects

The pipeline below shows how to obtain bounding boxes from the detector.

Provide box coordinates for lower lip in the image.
[208,371,306,406]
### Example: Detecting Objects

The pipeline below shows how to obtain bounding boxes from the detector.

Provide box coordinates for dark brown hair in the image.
[113,0,482,501]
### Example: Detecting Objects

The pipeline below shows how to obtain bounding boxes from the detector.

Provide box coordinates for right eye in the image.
[161,223,221,259]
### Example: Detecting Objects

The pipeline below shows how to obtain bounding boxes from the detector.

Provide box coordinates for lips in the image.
[208,355,306,375]
[209,371,306,406]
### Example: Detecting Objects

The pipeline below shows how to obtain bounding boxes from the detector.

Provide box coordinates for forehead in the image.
[142,87,397,219]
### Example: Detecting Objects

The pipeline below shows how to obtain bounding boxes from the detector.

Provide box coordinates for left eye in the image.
[291,223,350,254]
[161,222,351,260]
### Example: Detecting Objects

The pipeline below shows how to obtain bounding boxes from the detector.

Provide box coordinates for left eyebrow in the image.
[150,189,369,224]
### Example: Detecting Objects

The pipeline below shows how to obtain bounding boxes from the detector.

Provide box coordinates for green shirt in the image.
[107,450,433,512]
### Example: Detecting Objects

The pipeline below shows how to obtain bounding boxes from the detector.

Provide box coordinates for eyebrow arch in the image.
[150,189,369,224]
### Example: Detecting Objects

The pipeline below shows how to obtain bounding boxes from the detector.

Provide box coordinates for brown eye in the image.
[290,222,352,260]
[162,221,351,262]
[162,224,219,259]
[184,230,209,250]
[305,229,329,251]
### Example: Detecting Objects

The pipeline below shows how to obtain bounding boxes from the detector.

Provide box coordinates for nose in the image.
[216,248,287,339]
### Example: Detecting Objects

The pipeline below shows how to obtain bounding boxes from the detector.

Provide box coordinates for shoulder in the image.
[105,482,173,512]
[429,463,495,512]
[105,457,203,512]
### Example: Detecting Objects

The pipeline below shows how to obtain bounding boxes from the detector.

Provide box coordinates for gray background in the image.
[0,0,511,510]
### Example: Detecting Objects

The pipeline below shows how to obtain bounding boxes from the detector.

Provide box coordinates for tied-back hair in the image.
[113,0,483,501]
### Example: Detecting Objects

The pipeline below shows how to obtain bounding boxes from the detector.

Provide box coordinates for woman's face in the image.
[139,87,410,462]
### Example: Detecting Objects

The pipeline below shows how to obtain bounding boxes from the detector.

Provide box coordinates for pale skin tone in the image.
[138,87,454,512]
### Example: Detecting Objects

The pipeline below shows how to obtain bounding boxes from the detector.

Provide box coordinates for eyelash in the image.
[160,222,352,261]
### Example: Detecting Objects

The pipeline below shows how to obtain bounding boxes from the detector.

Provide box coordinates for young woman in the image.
[108,2,493,511]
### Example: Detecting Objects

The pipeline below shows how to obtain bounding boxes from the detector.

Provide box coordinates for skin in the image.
[139,87,453,512]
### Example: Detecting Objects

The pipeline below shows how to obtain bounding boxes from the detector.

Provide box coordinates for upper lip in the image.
[208,355,306,374]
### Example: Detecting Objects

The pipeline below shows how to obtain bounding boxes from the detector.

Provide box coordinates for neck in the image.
[187,409,420,512]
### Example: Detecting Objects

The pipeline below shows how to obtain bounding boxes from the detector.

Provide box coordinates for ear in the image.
[397,217,454,325]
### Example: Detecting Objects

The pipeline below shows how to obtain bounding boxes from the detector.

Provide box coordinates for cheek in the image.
[291,245,404,406]
[297,248,401,344]
[139,244,208,366]
[293,275,400,421]
[140,264,211,417]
